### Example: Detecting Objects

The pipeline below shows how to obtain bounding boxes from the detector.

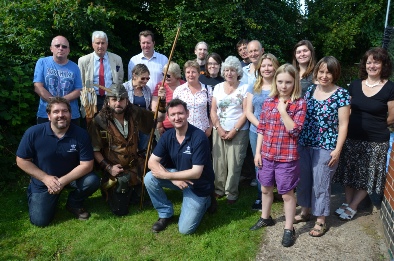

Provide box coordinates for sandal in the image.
[293,213,311,224]
[334,203,349,216]
[339,206,357,221]
[309,222,327,237]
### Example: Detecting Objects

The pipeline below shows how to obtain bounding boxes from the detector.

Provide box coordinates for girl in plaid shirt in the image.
[249,64,307,247]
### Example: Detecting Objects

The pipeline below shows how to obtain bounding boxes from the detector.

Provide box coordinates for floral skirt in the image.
[333,138,389,195]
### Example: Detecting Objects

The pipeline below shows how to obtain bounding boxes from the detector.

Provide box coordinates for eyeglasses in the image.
[141,77,150,81]
[53,44,68,49]
[208,62,219,66]
[162,73,172,79]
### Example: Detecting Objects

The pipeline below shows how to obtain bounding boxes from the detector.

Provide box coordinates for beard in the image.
[110,106,125,115]
[51,116,70,129]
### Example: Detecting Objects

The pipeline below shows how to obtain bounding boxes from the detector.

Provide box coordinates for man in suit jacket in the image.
[78,31,124,123]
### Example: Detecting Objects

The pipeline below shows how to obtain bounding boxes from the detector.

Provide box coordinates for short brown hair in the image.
[139,30,155,42]
[132,63,150,77]
[46,97,71,114]
[236,39,249,50]
[359,47,392,80]
[183,60,200,74]
[313,56,341,84]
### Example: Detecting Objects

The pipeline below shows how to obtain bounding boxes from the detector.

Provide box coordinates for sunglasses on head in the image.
[54,44,68,49]
[162,73,172,79]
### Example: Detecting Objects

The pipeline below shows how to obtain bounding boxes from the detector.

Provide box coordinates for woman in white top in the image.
[173,60,213,136]
[211,56,249,204]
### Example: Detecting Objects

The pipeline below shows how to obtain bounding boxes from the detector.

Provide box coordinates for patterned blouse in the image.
[257,97,306,162]
[299,85,350,150]
[173,82,212,131]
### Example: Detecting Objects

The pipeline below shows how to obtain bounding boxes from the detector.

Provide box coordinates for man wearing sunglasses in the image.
[33,35,83,125]
[127,30,168,94]
[78,31,124,120]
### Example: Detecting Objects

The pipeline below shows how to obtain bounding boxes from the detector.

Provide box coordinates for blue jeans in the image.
[144,170,211,234]
[249,131,262,199]
[27,172,100,227]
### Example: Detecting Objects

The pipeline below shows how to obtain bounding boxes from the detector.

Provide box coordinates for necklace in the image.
[365,79,381,88]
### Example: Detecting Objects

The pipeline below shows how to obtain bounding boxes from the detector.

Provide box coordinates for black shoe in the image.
[251,199,262,211]
[207,194,218,214]
[249,216,275,230]
[282,228,296,247]
[152,217,173,233]
[66,205,90,220]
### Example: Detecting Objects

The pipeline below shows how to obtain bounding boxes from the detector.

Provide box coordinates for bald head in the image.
[50,36,70,64]
[247,40,264,65]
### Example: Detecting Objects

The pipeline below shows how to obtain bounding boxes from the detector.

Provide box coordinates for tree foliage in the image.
[0,0,391,184]
[304,0,390,63]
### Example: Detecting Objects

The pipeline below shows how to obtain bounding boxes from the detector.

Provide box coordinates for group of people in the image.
[15,30,394,248]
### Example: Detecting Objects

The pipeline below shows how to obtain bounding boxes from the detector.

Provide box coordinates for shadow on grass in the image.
[0,178,282,260]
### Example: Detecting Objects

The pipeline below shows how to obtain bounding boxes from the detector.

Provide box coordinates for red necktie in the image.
[99,57,105,96]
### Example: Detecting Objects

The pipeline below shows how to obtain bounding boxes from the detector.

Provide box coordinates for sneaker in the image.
[251,199,262,211]
[249,216,275,230]
[66,205,90,220]
[281,228,296,247]
[250,179,258,187]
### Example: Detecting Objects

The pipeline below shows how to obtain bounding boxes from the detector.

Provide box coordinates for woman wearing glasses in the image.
[152,62,185,136]
[123,63,152,151]
[199,53,224,90]
[173,60,213,137]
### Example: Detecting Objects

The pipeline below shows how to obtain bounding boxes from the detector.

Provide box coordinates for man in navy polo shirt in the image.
[16,97,100,227]
[144,98,215,234]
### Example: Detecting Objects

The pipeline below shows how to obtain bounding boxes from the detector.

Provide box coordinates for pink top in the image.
[153,80,186,129]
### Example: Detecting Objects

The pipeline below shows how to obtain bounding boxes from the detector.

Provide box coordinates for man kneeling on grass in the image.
[16,97,100,227]
[144,99,215,234]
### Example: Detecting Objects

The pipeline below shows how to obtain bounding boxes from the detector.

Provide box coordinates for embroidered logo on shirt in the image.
[68,144,77,152]
[183,146,192,155]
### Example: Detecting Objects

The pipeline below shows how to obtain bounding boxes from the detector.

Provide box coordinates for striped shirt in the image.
[127,51,168,94]
[257,97,306,162]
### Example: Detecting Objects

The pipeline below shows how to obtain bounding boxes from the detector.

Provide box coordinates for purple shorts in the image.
[257,158,300,194]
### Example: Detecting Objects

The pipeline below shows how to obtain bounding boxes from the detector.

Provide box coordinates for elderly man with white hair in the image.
[210,56,249,204]
[240,40,264,86]
[78,31,124,116]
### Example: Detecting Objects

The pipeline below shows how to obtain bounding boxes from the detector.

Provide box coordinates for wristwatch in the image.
[234,127,239,132]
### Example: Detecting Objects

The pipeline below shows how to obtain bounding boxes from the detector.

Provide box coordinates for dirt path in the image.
[256,184,390,261]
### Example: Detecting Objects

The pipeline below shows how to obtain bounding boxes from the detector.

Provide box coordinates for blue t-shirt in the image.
[247,85,270,133]
[299,85,350,150]
[16,122,94,192]
[152,123,214,197]
[33,56,82,119]
[133,95,147,108]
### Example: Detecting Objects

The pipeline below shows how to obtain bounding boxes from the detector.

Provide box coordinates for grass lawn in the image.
[0,179,284,261]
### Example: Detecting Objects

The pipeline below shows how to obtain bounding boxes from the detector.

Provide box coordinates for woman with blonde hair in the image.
[152,61,185,135]
[246,53,280,210]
